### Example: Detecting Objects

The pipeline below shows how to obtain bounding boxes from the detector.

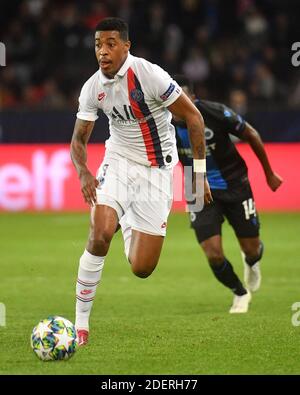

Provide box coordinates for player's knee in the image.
[132,268,151,278]
[88,228,113,254]
[205,249,224,266]
[243,248,258,259]
[130,258,154,279]
[242,244,261,260]
[131,262,152,278]
[243,241,264,264]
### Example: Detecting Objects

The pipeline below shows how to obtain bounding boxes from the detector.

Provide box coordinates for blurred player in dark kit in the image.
[173,75,283,313]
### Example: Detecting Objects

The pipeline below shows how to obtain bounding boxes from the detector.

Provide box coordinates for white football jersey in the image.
[77,53,182,168]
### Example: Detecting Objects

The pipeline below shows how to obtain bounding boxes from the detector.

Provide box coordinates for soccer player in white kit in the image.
[70,17,212,346]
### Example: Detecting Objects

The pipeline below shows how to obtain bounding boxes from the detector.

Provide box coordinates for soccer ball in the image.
[31,316,78,361]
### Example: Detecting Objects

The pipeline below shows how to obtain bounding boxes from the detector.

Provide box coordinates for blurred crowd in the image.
[1,0,299,112]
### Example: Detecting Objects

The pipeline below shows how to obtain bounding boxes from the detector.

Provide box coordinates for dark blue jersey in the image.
[175,99,249,190]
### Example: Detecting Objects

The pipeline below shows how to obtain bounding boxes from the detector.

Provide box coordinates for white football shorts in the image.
[95,152,173,236]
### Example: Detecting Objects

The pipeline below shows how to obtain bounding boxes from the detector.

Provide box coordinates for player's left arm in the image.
[241,122,283,191]
[168,92,213,204]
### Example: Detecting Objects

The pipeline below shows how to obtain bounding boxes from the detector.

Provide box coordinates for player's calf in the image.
[208,258,247,297]
[75,249,105,331]
[201,236,248,298]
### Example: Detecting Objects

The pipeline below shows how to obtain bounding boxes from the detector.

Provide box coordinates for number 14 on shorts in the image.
[242,198,256,220]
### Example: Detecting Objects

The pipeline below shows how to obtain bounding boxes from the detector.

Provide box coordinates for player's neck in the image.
[100,54,129,80]
[102,71,115,79]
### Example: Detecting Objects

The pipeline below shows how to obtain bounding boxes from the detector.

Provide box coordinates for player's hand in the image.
[192,174,213,208]
[79,170,99,207]
[267,172,283,192]
[204,177,213,205]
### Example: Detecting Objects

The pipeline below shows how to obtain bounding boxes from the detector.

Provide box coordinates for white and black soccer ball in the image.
[31,316,78,361]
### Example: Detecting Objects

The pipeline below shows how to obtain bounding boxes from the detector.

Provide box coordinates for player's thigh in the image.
[127,197,170,273]
[127,167,172,273]
[223,187,260,240]
[87,205,119,254]
[190,199,224,244]
[129,230,164,277]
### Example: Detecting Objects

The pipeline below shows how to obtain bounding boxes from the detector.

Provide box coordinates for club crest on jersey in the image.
[98,92,106,101]
[130,88,144,102]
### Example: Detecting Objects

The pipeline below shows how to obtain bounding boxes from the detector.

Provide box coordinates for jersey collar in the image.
[117,52,133,77]
[100,53,133,85]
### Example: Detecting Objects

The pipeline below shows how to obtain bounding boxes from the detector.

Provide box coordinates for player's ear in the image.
[125,40,131,51]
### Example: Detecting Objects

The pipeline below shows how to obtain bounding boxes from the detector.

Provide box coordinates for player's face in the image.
[95,31,131,78]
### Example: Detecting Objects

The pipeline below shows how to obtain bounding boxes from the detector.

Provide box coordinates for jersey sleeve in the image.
[76,79,99,122]
[220,105,246,138]
[143,63,182,107]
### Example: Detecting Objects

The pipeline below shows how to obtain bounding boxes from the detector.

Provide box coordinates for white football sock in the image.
[75,249,105,331]
[119,215,132,260]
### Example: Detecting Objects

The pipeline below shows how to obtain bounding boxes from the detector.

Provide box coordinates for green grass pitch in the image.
[0,211,300,375]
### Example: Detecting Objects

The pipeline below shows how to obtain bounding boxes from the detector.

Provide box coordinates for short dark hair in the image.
[95,17,129,41]
[173,74,194,93]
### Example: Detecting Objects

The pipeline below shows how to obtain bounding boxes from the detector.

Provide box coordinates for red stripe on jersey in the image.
[127,67,158,166]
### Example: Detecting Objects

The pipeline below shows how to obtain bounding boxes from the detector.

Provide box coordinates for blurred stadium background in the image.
[1,0,300,375]
[0,0,299,211]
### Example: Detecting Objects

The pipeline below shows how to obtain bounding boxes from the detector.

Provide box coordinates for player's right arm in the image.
[70,119,99,206]
[168,93,213,205]
[241,122,283,191]
[218,103,283,192]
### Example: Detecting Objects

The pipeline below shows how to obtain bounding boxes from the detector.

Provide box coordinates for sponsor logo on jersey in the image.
[160,83,175,101]
[130,88,144,102]
[161,222,167,229]
[98,92,106,101]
